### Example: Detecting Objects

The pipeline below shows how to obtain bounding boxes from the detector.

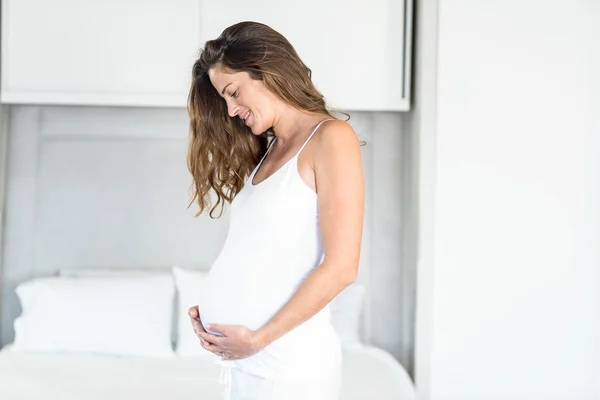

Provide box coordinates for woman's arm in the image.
[196,120,364,358]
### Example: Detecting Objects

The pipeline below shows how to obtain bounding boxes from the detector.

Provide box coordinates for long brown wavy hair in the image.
[187,21,336,218]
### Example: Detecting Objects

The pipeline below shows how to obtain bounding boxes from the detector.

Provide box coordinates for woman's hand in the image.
[188,306,267,360]
[188,306,218,354]
[199,324,266,360]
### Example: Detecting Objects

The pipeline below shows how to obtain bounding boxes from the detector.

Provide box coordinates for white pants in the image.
[222,366,341,400]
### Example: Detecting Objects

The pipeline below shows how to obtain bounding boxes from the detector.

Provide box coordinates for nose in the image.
[226,100,239,118]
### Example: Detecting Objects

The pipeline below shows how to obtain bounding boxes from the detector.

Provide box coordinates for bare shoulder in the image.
[297,118,362,192]
[311,118,363,188]
[312,119,361,157]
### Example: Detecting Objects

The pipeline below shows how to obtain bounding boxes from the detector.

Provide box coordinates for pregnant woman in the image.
[186,21,364,400]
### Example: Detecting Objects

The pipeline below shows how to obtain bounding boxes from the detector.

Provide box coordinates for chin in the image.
[249,124,266,136]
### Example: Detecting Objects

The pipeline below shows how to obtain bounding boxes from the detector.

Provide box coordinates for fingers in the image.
[188,306,225,357]
[206,341,237,360]
[198,330,224,346]
[198,334,216,352]
[200,340,223,355]
[205,324,227,336]
[191,319,206,333]
[197,333,238,360]
[188,305,200,320]
[188,306,207,337]
[187,306,212,349]
[191,322,207,343]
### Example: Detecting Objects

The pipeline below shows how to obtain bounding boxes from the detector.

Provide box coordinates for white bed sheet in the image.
[0,345,415,400]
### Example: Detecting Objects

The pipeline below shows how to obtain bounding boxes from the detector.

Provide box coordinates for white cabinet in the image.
[199,0,413,111]
[1,0,412,111]
[1,0,201,107]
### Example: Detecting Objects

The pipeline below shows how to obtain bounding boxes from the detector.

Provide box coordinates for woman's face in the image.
[208,66,279,135]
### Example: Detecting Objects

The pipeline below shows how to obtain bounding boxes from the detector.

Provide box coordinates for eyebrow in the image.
[221,82,233,96]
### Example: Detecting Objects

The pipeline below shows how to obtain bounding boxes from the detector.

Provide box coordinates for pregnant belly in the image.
[198,258,306,333]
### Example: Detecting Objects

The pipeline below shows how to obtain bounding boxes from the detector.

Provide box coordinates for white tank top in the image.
[198,118,341,380]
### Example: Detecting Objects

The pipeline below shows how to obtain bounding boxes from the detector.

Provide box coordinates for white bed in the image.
[0,345,415,400]
[1,268,416,399]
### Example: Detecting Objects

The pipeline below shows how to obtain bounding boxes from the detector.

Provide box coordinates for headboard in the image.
[1,106,373,347]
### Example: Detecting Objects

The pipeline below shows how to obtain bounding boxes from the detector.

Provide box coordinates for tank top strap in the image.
[253,136,277,174]
[295,118,335,156]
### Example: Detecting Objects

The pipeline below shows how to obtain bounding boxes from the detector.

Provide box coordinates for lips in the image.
[241,110,251,125]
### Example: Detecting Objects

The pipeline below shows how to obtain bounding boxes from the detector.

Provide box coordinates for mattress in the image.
[0,345,415,400]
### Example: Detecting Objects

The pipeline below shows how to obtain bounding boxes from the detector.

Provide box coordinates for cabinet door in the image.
[199,0,412,111]
[1,0,201,107]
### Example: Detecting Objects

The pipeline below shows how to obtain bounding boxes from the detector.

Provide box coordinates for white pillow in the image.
[58,267,170,277]
[56,268,179,347]
[330,283,366,348]
[12,274,175,357]
[172,266,219,359]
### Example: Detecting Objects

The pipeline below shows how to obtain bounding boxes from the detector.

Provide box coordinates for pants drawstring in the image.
[217,360,233,400]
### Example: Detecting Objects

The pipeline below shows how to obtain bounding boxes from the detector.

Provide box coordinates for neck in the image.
[270,106,329,145]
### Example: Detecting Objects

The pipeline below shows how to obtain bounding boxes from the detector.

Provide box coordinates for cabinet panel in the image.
[1,1,411,110]
[1,0,201,107]
[199,0,412,111]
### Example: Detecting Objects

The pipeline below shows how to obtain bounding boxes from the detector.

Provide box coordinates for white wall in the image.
[415,0,600,399]
[0,106,416,371]
[411,0,439,397]
[0,106,9,310]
